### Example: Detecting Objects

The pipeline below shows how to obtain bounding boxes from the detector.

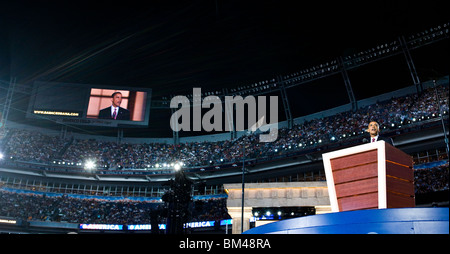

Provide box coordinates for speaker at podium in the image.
[244,141,448,234]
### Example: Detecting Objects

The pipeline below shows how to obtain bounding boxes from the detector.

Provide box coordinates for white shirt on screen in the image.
[111,106,119,118]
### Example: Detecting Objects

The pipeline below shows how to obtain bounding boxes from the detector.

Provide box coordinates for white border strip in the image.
[377,142,387,208]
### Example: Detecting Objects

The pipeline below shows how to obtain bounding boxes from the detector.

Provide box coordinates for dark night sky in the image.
[1,0,448,137]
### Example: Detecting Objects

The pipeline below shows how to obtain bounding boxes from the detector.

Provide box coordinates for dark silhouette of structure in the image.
[162,170,193,234]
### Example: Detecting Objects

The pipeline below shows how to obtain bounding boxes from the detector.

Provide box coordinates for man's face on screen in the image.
[112,93,122,107]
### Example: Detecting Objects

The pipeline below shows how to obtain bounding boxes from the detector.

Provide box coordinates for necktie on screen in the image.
[112,108,117,119]
[372,138,375,143]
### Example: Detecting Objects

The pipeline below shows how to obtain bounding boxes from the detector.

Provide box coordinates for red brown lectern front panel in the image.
[322,141,414,212]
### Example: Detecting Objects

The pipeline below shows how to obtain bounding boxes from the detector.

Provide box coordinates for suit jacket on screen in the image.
[98,107,130,120]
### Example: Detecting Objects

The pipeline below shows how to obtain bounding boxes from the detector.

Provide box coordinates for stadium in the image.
[0,1,449,238]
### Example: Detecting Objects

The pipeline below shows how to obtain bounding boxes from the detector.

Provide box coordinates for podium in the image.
[322,141,414,212]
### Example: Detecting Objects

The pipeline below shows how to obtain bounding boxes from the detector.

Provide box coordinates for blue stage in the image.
[243,208,449,234]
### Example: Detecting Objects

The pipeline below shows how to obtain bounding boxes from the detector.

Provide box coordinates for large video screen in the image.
[26,81,152,127]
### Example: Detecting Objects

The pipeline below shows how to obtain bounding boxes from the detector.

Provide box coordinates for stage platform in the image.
[243,207,449,234]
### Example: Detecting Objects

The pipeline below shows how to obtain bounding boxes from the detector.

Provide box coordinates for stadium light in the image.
[0,152,4,160]
[174,162,182,171]
[84,160,96,170]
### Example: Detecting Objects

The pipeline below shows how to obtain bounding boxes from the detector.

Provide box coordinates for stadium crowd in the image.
[5,129,70,164]
[0,189,230,225]
[0,161,446,225]
[414,162,449,194]
[1,85,447,170]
